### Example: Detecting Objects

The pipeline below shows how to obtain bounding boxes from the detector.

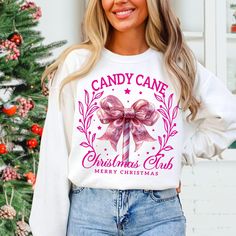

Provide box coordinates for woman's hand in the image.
[176,181,181,193]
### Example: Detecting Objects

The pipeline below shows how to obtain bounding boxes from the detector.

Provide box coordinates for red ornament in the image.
[231,24,236,33]
[24,172,36,186]
[38,127,43,136]
[31,124,40,134]
[0,143,7,154]
[31,124,43,136]
[2,104,17,116]
[8,32,23,46]
[26,138,38,149]
[7,32,23,47]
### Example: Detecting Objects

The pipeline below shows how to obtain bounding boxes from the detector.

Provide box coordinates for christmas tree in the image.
[0,0,66,235]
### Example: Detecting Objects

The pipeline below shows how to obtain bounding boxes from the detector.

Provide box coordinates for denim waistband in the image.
[71,183,177,196]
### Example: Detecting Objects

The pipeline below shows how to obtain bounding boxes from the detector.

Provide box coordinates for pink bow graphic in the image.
[97,95,159,153]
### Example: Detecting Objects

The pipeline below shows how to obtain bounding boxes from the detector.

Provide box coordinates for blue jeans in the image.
[66,186,186,236]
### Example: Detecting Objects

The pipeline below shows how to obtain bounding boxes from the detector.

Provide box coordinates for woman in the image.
[29,0,236,235]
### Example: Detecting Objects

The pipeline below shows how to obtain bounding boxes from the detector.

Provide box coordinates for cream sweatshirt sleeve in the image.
[29,50,82,236]
[182,62,236,165]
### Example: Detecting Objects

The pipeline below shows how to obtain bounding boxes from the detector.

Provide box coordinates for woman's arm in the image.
[182,63,236,165]
[29,51,78,236]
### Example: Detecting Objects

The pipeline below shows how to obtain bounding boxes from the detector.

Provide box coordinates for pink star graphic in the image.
[124,88,131,94]
[98,126,102,130]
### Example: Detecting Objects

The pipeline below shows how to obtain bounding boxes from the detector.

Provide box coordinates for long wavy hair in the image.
[42,0,200,120]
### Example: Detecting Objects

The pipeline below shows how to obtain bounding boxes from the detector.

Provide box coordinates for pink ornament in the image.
[1,166,21,182]
[17,97,34,117]
[0,40,20,61]
[21,1,42,20]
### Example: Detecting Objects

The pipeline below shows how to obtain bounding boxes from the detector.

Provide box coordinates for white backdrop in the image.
[35,0,85,58]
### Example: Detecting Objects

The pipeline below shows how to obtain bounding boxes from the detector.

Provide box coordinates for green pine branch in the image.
[0,0,67,234]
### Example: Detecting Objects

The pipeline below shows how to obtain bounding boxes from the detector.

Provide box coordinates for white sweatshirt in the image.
[29,48,236,236]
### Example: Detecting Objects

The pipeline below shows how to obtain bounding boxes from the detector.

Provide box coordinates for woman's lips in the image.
[113,9,135,19]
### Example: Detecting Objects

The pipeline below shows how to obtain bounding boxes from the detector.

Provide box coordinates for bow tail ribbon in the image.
[131,119,156,151]
[97,119,123,151]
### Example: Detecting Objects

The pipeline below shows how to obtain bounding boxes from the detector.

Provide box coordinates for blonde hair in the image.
[42,0,200,120]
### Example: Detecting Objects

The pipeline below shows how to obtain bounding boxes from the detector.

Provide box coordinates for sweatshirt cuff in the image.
[181,140,196,166]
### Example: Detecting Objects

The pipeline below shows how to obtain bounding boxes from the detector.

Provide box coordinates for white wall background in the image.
[35,0,85,58]
[35,0,236,235]
[171,0,205,65]
[182,160,236,236]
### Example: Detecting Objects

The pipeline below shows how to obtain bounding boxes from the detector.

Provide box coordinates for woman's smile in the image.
[112,8,135,19]
[102,0,148,32]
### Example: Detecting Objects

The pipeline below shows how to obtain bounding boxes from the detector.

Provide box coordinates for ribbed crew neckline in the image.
[102,47,155,63]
